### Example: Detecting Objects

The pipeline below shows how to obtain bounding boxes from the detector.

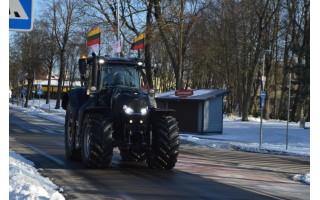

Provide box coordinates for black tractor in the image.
[61,53,179,170]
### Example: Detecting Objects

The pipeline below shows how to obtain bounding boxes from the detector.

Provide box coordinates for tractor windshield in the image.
[102,65,141,89]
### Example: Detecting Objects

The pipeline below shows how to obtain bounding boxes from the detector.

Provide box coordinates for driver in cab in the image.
[104,68,125,86]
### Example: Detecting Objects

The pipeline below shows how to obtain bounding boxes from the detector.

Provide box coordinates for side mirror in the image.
[79,58,87,78]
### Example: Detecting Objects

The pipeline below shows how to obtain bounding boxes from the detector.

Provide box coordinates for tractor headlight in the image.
[137,61,144,66]
[98,58,105,64]
[90,86,97,91]
[123,105,134,115]
[141,107,148,115]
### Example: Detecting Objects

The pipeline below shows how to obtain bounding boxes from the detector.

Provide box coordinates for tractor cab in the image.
[102,64,141,88]
[79,54,144,94]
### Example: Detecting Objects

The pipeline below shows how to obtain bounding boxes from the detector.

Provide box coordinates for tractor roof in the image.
[105,57,143,65]
[84,56,143,66]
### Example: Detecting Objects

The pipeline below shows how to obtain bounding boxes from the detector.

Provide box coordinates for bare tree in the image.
[65,43,81,89]
[81,0,155,87]
[286,0,309,121]
[38,20,59,104]
[45,0,82,109]
[153,0,206,90]
[10,26,45,107]
[9,37,25,100]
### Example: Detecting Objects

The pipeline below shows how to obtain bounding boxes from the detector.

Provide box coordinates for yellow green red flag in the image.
[87,28,101,46]
[131,33,145,50]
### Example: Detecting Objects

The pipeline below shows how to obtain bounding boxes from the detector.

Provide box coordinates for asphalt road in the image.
[9,109,310,200]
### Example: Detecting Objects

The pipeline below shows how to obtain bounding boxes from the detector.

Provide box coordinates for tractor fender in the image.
[77,97,111,137]
[62,87,88,118]
[149,108,176,121]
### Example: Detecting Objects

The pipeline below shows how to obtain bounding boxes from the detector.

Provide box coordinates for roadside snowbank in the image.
[9,150,65,200]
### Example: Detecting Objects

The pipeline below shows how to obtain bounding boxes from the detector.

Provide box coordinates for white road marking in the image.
[28,128,40,134]
[24,143,65,166]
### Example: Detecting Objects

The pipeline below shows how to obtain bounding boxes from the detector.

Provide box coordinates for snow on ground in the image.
[8,99,311,199]
[9,151,65,200]
[181,115,310,157]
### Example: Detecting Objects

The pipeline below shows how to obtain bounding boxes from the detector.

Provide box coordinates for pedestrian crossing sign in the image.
[9,0,34,31]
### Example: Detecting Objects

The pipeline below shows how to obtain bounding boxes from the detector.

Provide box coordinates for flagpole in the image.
[98,39,101,57]
[117,0,120,57]
[99,27,102,56]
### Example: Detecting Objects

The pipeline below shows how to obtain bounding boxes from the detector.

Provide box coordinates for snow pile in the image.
[9,151,65,200]
[293,173,310,185]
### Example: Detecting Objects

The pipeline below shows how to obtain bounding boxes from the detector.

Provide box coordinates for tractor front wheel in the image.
[81,113,113,168]
[147,116,179,170]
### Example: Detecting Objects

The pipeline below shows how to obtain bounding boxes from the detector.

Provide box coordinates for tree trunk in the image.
[263,55,272,120]
[46,67,53,104]
[55,50,65,109]
[24,78,33,108]
[144,1,153,88]
[242,65,255,121]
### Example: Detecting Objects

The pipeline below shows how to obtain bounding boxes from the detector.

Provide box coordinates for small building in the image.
[155,89,230,134]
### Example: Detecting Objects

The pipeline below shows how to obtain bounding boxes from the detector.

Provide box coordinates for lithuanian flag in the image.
[131,33,145,50]
[87,28,101,46]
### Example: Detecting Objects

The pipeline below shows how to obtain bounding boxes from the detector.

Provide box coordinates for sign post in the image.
[37,87,42,109]
[9,0,34,31]
[259,50,271,148]
[286,73,292,150]
[21,89,26,108]
[32,90,35,106]
[259,91,267,147]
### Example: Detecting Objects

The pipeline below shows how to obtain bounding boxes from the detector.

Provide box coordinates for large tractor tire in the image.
[64,103,81,160]
[119,148,147,162]
[147,116,179,170]
[81,113,114,168]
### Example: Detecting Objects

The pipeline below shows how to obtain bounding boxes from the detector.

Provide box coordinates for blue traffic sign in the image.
[260,97,265,109]
[261,91,266,99]
[9,0,34,31]
[37,89,42,95]
[21,89,26,94]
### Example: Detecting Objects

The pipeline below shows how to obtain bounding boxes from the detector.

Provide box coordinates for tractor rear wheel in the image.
[147,116,179,170]
[81,113,113,168]
[64,103,81,160]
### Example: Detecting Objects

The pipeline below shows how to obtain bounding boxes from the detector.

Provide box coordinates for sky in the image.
[9,100,311,199]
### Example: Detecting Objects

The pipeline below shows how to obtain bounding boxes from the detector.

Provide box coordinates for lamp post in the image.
[259,49,271,148]
[286,73,291,150]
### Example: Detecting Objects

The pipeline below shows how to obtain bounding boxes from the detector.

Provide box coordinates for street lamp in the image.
[286,73,292,150]
[259,49,271,148]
